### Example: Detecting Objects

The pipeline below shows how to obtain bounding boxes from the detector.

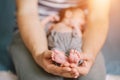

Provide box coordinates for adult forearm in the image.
[82,0,110,58]
[82,17,109,58]
[17,11,48,59]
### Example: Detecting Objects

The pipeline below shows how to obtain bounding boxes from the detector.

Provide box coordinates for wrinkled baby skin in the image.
[68,49,81,65]
[51,49,69,66]
[51,49,82,66]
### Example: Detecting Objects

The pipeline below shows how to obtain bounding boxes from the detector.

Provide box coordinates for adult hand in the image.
[34,50,77,78]
[76,53,96,77]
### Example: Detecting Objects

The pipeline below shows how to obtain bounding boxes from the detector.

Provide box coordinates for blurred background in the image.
[0,0,120,80]
[102,0,120,75]
[0,0,15,71]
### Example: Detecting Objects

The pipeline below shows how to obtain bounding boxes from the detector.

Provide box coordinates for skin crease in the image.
[16,0,110,78]
[41,8,85,67]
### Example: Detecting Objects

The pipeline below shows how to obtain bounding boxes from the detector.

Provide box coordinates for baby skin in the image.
[42,7,85,76]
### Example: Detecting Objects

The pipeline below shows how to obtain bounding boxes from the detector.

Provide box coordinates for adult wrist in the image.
[81,52,96,63]
[33,52,43,67]
[33,50,51,68]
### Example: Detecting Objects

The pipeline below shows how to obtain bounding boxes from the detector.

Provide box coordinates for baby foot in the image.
[68,49,81,65]
[51,49,68,65]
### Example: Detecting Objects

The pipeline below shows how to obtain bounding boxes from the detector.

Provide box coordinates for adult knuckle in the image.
[82,70,89,76]
[82,72,87,76]
[46,65,50,70]
[44,65,51,73]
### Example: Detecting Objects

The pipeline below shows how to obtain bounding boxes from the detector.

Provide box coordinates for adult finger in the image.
[77,61,92,76]
[45,64,76,78]
[41,50,76,78]
[42,54,72,77]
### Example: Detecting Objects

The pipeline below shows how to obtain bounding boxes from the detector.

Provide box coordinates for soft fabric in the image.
[8,32,106,80]
[38,0,87,19]
[0,71,17,80]
[48,31,82,54]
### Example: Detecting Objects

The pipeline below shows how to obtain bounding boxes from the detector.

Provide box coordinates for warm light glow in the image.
[89,0,111,12]
[88,0,111,20]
